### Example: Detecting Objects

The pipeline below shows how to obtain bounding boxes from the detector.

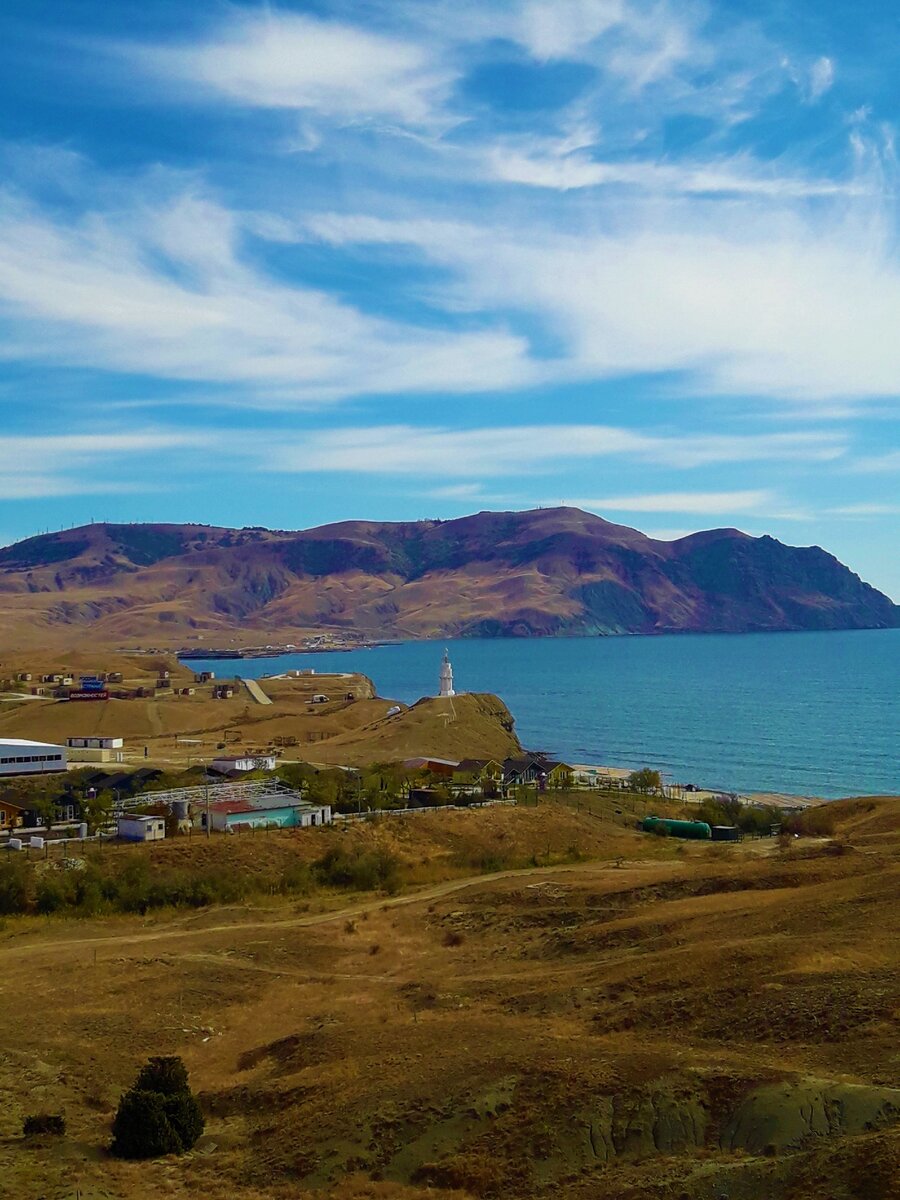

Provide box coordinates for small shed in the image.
[117,814,166,842]
[711,825,743,842]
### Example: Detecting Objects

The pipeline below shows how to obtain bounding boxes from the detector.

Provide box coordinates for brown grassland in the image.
[0,794,898,1200]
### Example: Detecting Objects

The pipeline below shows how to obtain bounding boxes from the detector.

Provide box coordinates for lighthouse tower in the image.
[439,648,455,698]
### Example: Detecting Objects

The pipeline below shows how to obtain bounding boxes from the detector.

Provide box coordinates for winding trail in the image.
[0,859,679,963]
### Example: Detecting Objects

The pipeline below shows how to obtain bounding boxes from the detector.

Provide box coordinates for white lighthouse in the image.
[439,648,455,697]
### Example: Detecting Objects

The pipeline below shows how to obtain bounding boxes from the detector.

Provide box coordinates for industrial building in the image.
[66,736,124,763]
[0,738,67,778]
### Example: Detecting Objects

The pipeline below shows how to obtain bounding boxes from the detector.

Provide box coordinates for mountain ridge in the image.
[0,507,895,647]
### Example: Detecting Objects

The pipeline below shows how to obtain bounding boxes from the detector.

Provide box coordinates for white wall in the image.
[0,744,67,777]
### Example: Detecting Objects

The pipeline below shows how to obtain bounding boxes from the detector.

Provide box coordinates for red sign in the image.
[69,690,110,701]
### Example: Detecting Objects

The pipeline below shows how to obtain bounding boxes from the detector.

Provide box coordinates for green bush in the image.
[135,1056,191,1095]
[0,858,30,915]
[314,846,399,893]
[111,1056,204,1159]
[111,1089,184,1158]
[23,1113,66,1137]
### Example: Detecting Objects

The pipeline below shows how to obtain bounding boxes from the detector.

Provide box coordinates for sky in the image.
[0,0,898,598]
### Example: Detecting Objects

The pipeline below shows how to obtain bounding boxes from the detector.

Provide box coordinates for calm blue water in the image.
[182,630,899,799]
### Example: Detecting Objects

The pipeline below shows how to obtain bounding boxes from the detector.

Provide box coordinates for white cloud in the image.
[308,194,900,403]
[849,451,900,473]
[0,430,204,500]
[827,502,900,515]
[137,11,455,128]
[425,483,489,499]
[515,0,626,60]
[260,424,844,476]
[809,55,835,101]
[568,489,773,514]
[486,146,860,197]
[0,187,532,402]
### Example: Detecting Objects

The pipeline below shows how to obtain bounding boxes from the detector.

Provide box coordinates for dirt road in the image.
[0,858,681,962]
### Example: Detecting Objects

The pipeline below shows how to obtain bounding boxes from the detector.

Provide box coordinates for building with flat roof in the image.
[66,736,125,763]
[205,794,331,833]
[0,739,67,778]
[210,754,277,775]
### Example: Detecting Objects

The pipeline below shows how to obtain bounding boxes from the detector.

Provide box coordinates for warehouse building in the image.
[0,739,67,778]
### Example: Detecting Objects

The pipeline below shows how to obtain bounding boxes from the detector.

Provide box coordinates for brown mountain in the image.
[0,508,895,648]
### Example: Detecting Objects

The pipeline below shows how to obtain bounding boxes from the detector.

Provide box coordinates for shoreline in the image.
[568,763,822,811]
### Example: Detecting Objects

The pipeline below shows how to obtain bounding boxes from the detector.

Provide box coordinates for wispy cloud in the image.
[0,186,532,402]
[134,10,456,128]
[485,146,865,197]
[808,55,835,101]
[0,430,206,500]
[827,502,900,515]
[260,424,845,476]
[308,185,900,404]
[568,490,773,514]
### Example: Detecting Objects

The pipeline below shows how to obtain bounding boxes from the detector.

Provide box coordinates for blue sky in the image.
[0,0,898,597]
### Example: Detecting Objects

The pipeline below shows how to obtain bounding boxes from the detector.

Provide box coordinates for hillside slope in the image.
[0,508,895,647]
[0,797,897,1200]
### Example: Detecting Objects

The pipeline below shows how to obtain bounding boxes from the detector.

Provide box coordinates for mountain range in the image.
[0,508,895,648]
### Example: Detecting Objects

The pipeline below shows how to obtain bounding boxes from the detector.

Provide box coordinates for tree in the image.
[81,788,114,834]
[627,768,662,794]
[111,1056,204,1159]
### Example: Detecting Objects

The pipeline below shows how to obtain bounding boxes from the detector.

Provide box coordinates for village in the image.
[0,648,774,855]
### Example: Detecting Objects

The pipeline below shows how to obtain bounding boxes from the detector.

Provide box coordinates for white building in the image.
[439,648,455,698]
[117,814,166,842]
[0,739,67,778]
[210,754,277,774]
[66,736,125,764]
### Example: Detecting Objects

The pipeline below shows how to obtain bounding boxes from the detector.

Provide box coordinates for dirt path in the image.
[0,858,680,962]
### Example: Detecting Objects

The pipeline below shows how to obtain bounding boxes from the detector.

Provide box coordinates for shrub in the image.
[111,1089,184,1159]
[442,930,465,948]
[23,1113,66,1137]
[0,858,30,915]
[35,875,69,915]
[314,846,400,893]
[111,1056,204,1159]
[135,1056,191,1096]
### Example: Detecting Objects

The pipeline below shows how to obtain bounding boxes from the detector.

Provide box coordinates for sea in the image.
[181,629,900,800]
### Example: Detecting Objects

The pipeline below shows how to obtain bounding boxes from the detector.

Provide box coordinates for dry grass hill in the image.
[0,651,521,767]
[0,508,895,649]
[0,794,897,1200]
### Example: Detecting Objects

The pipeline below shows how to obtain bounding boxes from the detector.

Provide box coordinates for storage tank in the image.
[641,816,712,840]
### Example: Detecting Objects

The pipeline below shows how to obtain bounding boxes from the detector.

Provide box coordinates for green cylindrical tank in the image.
[641,816,712,840]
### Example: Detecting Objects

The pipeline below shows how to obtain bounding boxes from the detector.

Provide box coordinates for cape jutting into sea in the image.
[181,628,899,800]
